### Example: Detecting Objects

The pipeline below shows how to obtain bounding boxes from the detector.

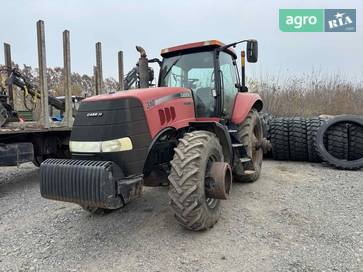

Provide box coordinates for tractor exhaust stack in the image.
[136,46,149,88]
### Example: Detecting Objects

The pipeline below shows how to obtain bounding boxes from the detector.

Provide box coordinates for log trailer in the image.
[0,68,76,166]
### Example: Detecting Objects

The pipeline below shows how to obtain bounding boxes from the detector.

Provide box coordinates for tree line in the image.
[0,63,119,97]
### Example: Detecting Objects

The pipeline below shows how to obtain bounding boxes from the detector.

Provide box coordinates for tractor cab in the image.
[159,40,258,119]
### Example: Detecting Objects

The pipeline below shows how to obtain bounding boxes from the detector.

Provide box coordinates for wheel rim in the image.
[205,154,219,209]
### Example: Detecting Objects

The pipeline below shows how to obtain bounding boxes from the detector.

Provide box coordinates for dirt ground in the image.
[0,160,362,272]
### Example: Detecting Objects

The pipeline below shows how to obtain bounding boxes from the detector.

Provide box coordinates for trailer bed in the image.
[0,122,72,166]
[0,122,71,135]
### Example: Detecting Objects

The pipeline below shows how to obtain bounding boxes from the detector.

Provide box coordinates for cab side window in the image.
[219,52,238,118]
[188,68,215,117]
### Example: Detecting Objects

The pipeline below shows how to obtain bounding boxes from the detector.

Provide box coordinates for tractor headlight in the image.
[69,137,133,153]
[69,141,101,153]
[101,137,133,153]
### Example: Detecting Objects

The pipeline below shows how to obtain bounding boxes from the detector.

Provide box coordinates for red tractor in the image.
[40,39,267,231]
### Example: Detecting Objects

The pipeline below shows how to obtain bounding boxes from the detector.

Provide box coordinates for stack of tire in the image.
[261,113,363,170]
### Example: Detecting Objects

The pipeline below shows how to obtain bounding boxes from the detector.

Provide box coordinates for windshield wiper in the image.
[160,56,181,83]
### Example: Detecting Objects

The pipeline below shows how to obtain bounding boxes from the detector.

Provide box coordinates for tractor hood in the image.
[79,87,196,138]
[84,87,191,109]
[70,87,196,176]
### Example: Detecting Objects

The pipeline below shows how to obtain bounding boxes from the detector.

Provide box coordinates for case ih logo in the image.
[86,112,103,117]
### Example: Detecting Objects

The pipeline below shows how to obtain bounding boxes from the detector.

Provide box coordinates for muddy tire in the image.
[233,109,263,183]
[168,131,223,231]
[289,117,308,161]
[270,117,290,160]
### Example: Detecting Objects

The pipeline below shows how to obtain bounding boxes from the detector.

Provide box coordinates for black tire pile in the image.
[260,113,363,170]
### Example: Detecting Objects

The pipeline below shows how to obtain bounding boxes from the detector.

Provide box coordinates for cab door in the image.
[219,52,239,119]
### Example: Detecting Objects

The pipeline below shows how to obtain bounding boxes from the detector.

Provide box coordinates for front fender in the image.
[231,93,263,125]
[189,121,233,164]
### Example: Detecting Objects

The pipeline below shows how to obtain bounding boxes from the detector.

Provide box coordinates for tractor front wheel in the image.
[168,131,223,231]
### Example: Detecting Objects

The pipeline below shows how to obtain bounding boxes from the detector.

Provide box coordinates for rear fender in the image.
[231,93,263,125]
[189,121,233,164]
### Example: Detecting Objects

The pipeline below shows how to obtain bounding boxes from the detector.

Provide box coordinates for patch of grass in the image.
[249,71,363,117]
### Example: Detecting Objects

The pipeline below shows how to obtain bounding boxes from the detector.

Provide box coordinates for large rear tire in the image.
[326,123,349,160]
[316,115,363,170]
[270,117,290,160]
[349,124,363,160]
[168,131,223,231]
[289,117,308,161]
[233,109,263,182]
[306,117,324,162]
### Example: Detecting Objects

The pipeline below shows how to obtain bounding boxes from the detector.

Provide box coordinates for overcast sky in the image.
[0,0,362,81]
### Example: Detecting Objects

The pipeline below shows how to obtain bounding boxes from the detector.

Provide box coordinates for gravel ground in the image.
[0,160,362,272]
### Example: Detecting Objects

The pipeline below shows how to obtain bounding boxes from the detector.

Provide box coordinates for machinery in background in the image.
[0,67,82,127]
[123,46,159,90]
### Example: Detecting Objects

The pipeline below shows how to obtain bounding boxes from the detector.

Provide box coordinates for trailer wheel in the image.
[168,131,223,231]
[233,109,263,182]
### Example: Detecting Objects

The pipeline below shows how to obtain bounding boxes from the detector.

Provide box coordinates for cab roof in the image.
[160,40,237,59]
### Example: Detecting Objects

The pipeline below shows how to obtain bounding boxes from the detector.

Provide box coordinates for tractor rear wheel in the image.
[233,109,263,183]
[168,131,223,231]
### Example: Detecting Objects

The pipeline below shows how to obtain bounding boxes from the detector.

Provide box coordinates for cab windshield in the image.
[159,51,216,117]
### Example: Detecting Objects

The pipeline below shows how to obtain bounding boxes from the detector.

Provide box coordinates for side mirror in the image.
[246,40,258,63]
